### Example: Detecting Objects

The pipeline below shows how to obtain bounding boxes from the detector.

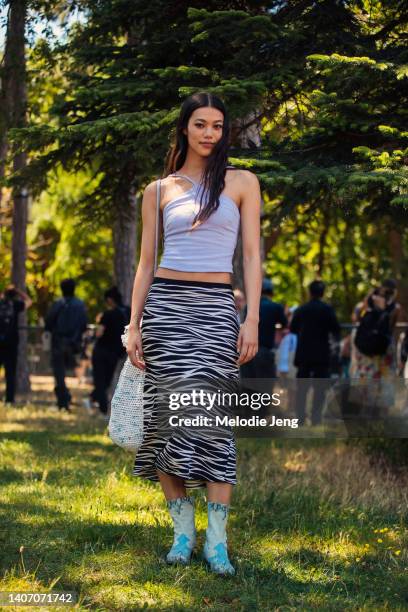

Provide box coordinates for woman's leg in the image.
[157,469,187,500]
[206,482,233,504]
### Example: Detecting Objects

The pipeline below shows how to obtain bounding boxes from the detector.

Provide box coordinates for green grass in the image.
[0,403,407,611]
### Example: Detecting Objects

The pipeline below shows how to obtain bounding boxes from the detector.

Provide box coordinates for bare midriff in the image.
[155,267,232,284]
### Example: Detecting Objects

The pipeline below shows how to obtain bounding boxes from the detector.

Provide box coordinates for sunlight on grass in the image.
[89,580,195,608]
[1,404,407,609]
[58,433,113,446]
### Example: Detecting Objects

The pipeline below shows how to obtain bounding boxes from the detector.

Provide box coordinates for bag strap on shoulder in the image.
[154,179,161,273]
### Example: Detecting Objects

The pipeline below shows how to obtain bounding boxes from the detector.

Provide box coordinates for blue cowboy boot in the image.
[203,502,235,575]
[166,496,196,565]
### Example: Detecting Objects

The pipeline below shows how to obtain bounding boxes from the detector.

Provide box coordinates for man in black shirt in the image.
[0,286,32,404]
[90,287,129,415]
[45,279,87,410]
[241,278,288,379]
[290,280,341,425]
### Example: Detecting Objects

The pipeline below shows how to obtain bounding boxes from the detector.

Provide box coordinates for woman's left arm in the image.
[236,171,263,366]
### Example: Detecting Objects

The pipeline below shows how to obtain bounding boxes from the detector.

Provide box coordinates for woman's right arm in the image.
[127,180,161,369]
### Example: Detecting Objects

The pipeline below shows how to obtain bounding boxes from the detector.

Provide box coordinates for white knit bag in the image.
[108,179,161,452]
[108,327,145,452]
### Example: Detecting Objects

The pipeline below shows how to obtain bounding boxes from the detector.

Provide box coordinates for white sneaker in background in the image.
[82,398,92,412]
[82,398,99,415]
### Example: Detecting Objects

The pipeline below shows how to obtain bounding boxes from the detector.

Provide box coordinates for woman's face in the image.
[183,106,224,157]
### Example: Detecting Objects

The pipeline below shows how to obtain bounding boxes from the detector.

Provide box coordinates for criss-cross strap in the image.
[169,172,199,187]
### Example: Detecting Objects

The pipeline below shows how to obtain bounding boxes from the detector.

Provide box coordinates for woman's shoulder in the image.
[143,179,161,195]
[148,174,182,195]
[225,166,259,188]
[225,167,260,206]
[143,177,173,201]
[225,166,259,180]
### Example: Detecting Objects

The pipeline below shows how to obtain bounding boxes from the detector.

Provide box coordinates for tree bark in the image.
[3,0,30,395]
[388,225,408,320]
[337,213,353,317]
[295,223,306,304]
[317,206,330,276]
[112,185,138,306]
[231,110,263,292]
[111,26,140,307]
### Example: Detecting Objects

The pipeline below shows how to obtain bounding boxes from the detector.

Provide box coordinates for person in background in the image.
[397,327,408,417]
[397,327,408,379]
[88,286,129,416]
[240,278,287,379]
[45,278,87,411]
[0,286,32,404]
[275,305,298,417]
[277,306,298,379]
[350,278,401,415]
[290,280,341,426]
[339,333,352,378]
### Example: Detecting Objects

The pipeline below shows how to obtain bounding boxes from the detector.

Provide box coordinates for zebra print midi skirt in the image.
[132,276,240,489]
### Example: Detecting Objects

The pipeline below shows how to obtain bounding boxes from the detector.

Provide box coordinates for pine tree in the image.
[7,1,269,299]
[8,0,408,310]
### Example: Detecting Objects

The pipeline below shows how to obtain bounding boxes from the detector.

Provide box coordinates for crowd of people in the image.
[1,276,407,423]
[43,279,131,415]
[234,277,407,423]
[0,279,130,416]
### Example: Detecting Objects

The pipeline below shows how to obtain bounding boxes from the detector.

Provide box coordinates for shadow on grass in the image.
[0,413,106,434]
[0,468,25,484]
[1,493,405,610]
[1,419,407,608]
[0,429,122,483]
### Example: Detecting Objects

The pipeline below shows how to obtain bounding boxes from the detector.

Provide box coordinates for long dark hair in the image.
[164,92,230,229]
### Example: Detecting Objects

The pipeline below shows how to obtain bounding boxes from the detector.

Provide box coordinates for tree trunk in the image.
[111,26,141,306]
[0,2,11,227]
[317,206,330,276]
[337,213,353,317]
[231,110,263,292]
[388,226,408,320]
[0,133,9,239]
[0,139,8,210]
[232,234,244,291]
[112,185,138,306]
[3,0,30,395]
[295,224,306,304]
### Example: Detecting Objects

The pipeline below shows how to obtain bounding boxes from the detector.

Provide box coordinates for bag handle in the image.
[123,180,160,337]
[154,179,161,273]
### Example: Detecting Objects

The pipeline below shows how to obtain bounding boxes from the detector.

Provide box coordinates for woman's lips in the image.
[200,143,214,148]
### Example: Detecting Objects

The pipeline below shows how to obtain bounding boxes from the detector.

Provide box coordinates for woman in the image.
[89,287,129,416]
[127,92,262,575]
[350,279,401,416]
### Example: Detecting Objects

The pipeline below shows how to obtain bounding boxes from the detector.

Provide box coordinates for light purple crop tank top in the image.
[158,172,240,273]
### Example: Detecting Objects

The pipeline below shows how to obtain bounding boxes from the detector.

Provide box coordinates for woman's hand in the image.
[127,325,146,370]
[236,318,258,366]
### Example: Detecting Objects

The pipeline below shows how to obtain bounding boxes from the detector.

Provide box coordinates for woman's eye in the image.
[194,124,223,129]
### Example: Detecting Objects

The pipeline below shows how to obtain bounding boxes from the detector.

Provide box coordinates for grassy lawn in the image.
[0,403,407,611]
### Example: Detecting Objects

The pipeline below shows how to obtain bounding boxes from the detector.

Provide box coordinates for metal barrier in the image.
[21,325,97,376]
[19,322,408,377]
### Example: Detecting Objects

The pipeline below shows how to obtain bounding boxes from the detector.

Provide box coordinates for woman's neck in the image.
[180,151,207,179]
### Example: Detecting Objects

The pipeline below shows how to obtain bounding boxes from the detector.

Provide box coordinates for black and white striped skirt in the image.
[132,277,240,489]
